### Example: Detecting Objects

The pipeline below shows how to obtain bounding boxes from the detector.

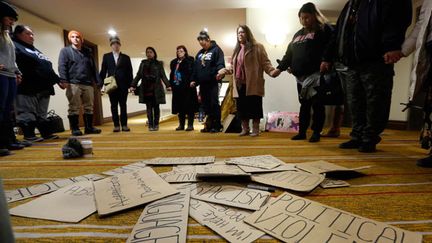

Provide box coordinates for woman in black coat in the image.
[169,45,198,131]
[131,47,170,131]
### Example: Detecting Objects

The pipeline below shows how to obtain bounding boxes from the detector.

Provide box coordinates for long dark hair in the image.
[176,45,189,59]
[298,2,328,26]
[232,25,257,58]
[146,46,157,60]
[13,24,30,38]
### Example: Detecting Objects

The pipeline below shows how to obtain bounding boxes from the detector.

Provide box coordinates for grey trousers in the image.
[338,61,394,144]
[66,84,94,115]
[15,94,50,124]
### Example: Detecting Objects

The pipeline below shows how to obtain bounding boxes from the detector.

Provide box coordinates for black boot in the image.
[84,114,101,134]
[18,121,43,142]
[68,115,83,136]
[0,122,11,156]
[417,154,432,168]
[185,114,194,131]
[176,114,185,131]
[37,120,59,140]
[5,121,24,150]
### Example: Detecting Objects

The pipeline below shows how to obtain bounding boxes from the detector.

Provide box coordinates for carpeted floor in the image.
[2,115,432,242]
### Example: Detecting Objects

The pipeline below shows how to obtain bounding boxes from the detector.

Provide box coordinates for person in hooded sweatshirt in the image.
[13,25,62,142]
[190,31,226,133]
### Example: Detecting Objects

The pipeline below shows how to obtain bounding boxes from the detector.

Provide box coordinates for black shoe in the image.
[121,126,130,132]
[417,155,432,167]
[113,126,120,132]
[85,127,102,134]
[291,133,306,140]
[175,126,185,131]
[210,128,219,133]
[0,148,11,156]
[71,129,83,136]
[185,126,194,131]
[358,143,376,153]
[309,133,320,143]
[24,136,44,142]
[43,134,59,140]
[17,140,32,147]
[339,139,360,149]
[200,128,210,133]
[8,143,25,150]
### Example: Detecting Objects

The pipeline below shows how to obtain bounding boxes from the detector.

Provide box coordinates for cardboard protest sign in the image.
[9,181,96,223]
[94,167,178,216]
[238,163,297,173]
[189,198,265,243]
[296,160,371,175]
[6,174,103,203]
[251,170,325,192]
[245,192,423,243]
[196,164,251,179]
[320,178,350,189]
[102,161,150,176]
[159,166,199,183]
[226,155,284,169]
[126,188,190,243]
[145,156,215,165]
[190,183,270,210]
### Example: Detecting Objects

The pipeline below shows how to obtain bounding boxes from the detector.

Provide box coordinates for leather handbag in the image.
[104,75,118,94]
[46,110,65,133]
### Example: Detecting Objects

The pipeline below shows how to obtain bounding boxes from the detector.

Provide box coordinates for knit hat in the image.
[67,30,83,42]
[197,30,210,40]
[109,36,121,46]
[0,1,18,20]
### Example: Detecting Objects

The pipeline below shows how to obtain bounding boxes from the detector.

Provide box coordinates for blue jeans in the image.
[0,75,17,123]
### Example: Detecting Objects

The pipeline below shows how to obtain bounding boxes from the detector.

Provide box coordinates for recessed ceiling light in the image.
[108,29,117,36]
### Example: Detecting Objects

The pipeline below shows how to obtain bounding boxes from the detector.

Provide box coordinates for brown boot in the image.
[323,106,343,137]
[239,119,250,136]
[250,119,260,137]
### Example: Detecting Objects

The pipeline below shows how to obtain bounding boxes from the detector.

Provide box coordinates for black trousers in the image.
[296,83,325,134]
[109,89,128,127]
[146,98,160,128]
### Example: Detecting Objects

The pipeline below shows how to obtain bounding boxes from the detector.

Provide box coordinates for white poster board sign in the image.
[226,155,283,169]
[126,188,190,243]
[9,181,96,223]
[190,198,265,243]
[245,192,422,243]
[190,183,270,210]
[6,173,103,203]
[145,156,215,165]
[252,170,325,192]
[94,167,178,216]
[102,161,149,176]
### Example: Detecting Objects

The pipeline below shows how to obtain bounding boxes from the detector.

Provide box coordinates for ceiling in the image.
[8,0,346,58]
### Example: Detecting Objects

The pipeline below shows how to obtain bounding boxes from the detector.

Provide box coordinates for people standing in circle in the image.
[0,1,24,156]
[131,47,171,131]
[169,45,197,131]
[58,30,102,136]
[100,36,133,132]
[224,25,278,137]
[190,30,225,133]
[273,2,333,143]
[13,25,62,142]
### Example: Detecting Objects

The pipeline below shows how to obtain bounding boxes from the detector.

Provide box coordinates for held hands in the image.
[216,69,227,81]
[383,51,404,64]
[270,69,282,78]
[166,87,172,91]
[320,61,331,73]
[16,74,22,84]
[190,81,196,88]
[58,81,69,89]
[129,87,136,92]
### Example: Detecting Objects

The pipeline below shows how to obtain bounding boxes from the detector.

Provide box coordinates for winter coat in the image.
[169,56,198,114]
[132,59,170,104]
[13,39,59,96]
[191,41,225,85]
[231,43,275,98]
[402,0,432,105]
[100,52,133,92]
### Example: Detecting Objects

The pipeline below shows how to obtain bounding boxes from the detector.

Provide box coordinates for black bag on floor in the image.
[46,110,65,133]
[318,71,344,105]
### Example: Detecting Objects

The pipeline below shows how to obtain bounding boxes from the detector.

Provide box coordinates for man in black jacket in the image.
[100,36,133,132]
[58,30,102,136]
[335,0,412,152]
[190,31,225,133]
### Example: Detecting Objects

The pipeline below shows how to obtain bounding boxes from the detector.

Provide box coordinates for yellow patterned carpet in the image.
[2,115,432,242]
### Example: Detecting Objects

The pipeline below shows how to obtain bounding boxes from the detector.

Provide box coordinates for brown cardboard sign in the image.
[145,156,215,165]
[238,164,297,173]
[189,198,265,243]
[226,155,284,169]
[94,167,178,216]
[126,188,190,243]
[252,170,325,192]
[5,174,104,203]
[159,170,199,183]
[102,161,149,176]
[244,192,423,243]
[190,183,270,210]
[196,164,251,178]
[320,178,350,189]
[9,181,96,223]
[296,160,371,175]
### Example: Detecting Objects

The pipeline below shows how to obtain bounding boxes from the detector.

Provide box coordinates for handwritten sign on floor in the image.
[102,161,149,176]
[296,160,371,174]
[9,181,96,223]
[190,183,270,210]
[251,170,325,192]
[126,188,190,243]
[190,198,265,243]
[145,156,215,165]
[6,173,103,203]
[94,167,178,216]
[245,192,423,243]
[237,163,297,173]
[226,155,283,169]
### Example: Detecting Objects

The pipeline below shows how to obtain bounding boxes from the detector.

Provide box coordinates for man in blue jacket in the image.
[58,30,102,136]
[190,31,225,133]
[335,0,412,152]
